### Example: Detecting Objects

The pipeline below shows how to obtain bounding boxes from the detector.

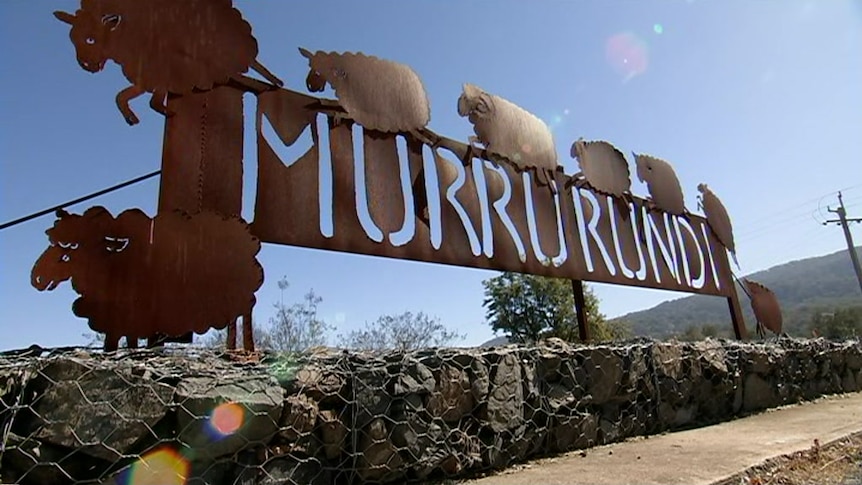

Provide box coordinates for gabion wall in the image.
[2,337,861,484]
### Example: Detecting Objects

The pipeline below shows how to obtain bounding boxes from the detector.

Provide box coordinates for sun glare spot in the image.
[209,401,245,436]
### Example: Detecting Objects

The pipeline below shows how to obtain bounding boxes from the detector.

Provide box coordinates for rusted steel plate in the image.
[31,207,263,350]
[252,96,735,297]
[743,279,783,337]
[53,0,282,126]
[299,48,431,134]
[698,183,739,268]
[634,153,687,216]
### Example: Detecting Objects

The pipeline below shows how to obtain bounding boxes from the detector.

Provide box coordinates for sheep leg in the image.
[104,334,120,353]
[227,323,237,351]
[126,337,139,349]
[116,85,146,126]
[242,312,255,352]
[148,90,173,118]
[250,59,284,87]
[408,129,438,148]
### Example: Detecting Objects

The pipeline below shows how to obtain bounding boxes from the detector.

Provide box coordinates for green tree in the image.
[676,322,729,341]
[196,320,276,350]
[482,272,627,343]
[808,306,862,340]
[267,277,331,352]
[197,276,329,352]
[337,311,465,352]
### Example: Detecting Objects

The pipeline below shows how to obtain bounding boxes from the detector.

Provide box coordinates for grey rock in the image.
[693,340,728,376]
[747,349,772,375]
[471,356,491,401]
[280,393,318,440]
[27,367,173,462]
[483,352,524,432]
[358,418,404,482]
[354,366,390,429]
[549,412,598,452]
[1,432,111,484]
[176,376,283,461]
[845,345,862,370]
[651,343,684,380]
[242,456,330,485]
[318,408,348,461]
[393,361,435,395]
[291,364,346,403]
[427,364,474,422]
[743,373,776,411]
[585,347,622,404]
[547,382,578,412]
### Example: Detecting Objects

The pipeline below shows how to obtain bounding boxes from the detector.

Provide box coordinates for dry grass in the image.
[715,433,862,485]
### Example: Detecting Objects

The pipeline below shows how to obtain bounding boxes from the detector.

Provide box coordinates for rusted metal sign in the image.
[253,87,735,298]
[35,0,755,351]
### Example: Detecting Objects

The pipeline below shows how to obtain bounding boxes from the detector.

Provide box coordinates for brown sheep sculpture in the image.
[697,183,739,269]
[298,47,432,135]
[633,153,688,216]
[458,83,559,186]
[742,279,783,339]
[31,206,264,352]
[53,0,283,126]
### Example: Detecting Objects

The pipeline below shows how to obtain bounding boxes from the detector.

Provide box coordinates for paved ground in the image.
[463,392,862,485]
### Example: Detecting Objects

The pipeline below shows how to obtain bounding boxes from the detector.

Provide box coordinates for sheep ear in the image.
[55,208,70,219]
[53,11,76,25]
[298,47,313,60]
[456,93,470,117]
[101,14,121,31]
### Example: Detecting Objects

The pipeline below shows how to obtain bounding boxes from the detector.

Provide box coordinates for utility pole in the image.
[824,191,862,296]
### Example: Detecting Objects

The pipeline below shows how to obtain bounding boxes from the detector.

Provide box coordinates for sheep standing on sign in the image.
[458,83,559,186]
[53,0,283,126]
[31,207,264,352]
[697,183,739,268]
[298,47,432,136]
[742,279,783,339]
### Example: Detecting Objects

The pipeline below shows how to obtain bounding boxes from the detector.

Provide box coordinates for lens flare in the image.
[120,447,188,485]
[605,32,649,82]
[209,401,245,436]
[653,24,664,34]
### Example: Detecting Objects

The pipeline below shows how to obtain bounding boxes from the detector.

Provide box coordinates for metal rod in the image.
[0,170,161,231]
[571,279,591,342]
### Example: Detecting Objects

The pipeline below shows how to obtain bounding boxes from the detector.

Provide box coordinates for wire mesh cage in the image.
[1,338,861,484]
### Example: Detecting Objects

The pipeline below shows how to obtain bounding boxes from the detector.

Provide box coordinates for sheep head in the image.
[54,5,121,74]
[569,137,587,161]
[298,47,328,93]
[457,83,495,123]
[634,152,655,184]
[31,206,131,292]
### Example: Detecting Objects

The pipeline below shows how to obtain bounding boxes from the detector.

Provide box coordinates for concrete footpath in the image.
[464,392,862,485]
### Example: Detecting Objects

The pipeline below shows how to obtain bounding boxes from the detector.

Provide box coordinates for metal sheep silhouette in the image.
[53,0,283,125]
[31,207,263,351]
[39,0,773,350]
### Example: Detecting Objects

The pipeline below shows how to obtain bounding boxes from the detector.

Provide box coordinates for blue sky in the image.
[2,0,861,351]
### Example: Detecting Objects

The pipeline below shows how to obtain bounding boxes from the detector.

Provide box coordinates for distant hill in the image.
[479,336,510,347]
[614,247,862,338]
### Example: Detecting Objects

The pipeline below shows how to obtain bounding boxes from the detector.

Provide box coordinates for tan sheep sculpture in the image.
[458,83,560,188]
[298,47,432,135]
[53,0,283,126]
[30,206,264,352]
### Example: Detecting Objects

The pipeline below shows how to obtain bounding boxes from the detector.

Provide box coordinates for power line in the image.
[0,170,161,231]
[735,186,862,243]
[733,184,862,234]
[822,191,862,296]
